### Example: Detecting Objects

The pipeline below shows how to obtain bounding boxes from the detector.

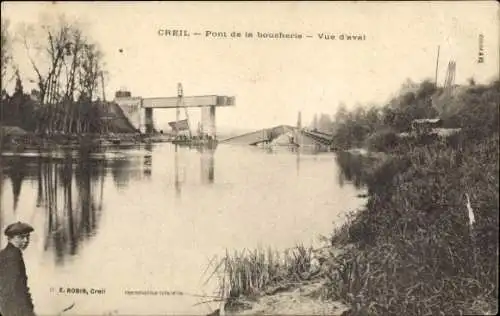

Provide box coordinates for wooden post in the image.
[0,152,3,247]
[174,142,180,196]
[140,98,144,134]
[176,83,182,138]
[184,106,192,139]
[434,45,440,87]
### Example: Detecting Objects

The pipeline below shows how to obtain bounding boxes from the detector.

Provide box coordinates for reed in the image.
[206,244,314,301]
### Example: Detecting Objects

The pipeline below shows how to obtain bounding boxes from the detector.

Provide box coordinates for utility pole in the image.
[296,111,302,146]
[434,45,440,87]
[176,83,182,138]
[100,71,109,134]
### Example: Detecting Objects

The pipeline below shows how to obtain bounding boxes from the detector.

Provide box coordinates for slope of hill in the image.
[103,101,138,133]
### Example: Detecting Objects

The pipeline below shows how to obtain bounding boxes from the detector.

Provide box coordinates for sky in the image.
[2,1,499,131]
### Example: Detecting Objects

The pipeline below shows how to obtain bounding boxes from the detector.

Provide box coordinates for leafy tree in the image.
[1,18,11,89]
[318,113,333,133]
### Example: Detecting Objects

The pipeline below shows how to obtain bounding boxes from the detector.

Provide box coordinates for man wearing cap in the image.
[0,221,36,316]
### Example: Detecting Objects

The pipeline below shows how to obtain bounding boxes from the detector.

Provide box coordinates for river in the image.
[0,143,365,315]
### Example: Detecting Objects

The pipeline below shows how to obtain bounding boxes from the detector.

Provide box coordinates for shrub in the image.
[329,133,499,315]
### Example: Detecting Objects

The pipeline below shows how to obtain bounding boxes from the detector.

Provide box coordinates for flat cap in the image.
[4,221,34,237]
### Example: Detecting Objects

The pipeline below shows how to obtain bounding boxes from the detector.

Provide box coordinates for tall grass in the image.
[327,80,499,315]
[327,132,499,315]
[207,244,314,303]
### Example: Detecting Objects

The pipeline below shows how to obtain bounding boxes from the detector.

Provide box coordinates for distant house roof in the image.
[398,127,461,139]
[1,126,29,136]
[115,90,132,98]
[431,128,462,137]
[412,118,442,124]
[398,132,411,138]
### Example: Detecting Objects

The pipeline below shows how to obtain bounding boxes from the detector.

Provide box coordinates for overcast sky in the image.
[2,1,499,130]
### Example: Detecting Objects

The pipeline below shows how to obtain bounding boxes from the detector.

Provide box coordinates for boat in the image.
[171,136,218,149]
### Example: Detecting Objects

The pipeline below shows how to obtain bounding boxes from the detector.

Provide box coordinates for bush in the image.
[330,132,499,315]
[365,129,399,152]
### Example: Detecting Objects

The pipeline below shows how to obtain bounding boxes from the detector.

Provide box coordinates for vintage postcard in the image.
[1,1,498,316]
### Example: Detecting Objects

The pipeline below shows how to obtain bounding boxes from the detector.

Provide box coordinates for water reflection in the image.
[6,157,26,211]
[1,143,366,315]
[335,151,370,189]
[172,145,217,197]
[0,156,4,247]
[110,158,132,188]
[199,146,215,184]
[0,146,154,264]
[296,149,301,175]
[143,143,153,177]
[174,145,181,197]
[40,149,106,264]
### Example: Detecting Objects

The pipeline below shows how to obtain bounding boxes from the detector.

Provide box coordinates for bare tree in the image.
[1,18,13,92]
[23,15,107,134]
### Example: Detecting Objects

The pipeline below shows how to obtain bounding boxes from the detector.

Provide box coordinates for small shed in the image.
[1,126,29,136]
[411,118,443,135]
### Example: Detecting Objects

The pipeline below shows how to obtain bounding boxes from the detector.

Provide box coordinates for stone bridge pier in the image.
[114,88,235,135]
[144,108,154,134]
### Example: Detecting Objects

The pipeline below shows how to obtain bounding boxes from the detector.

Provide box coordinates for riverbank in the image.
[208,129,498,316]
[0,126,173,152]
[217,244,354,316]
[226,280,348,315]
[218,80,499,315]
[203,244,351,316]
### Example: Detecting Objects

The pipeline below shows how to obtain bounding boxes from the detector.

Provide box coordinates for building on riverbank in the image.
[1,126,29,136]
[411,118,443,135]
[397,118,461,141]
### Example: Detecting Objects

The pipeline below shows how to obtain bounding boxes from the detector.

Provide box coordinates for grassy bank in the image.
[208,79,499,315]
[327,132,498,315]
[0,127,155,151]
[206,245,319,309]
[324,80,499,315]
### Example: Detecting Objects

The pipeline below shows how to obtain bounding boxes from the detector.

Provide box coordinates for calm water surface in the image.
[0,143,364,315]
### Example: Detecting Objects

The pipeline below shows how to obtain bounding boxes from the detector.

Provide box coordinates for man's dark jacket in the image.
[0,243,35,316]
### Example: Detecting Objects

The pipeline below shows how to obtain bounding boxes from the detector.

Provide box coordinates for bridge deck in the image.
[141,95,235,108]
[220,125,333,147]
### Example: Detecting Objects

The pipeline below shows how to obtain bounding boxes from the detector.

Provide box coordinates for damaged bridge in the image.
[219,125,333,149]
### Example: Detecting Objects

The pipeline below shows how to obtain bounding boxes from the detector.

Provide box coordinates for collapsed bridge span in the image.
[219,125,333,149]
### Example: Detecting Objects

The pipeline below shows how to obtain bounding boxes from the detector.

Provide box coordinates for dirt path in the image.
[225,280,348,316]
